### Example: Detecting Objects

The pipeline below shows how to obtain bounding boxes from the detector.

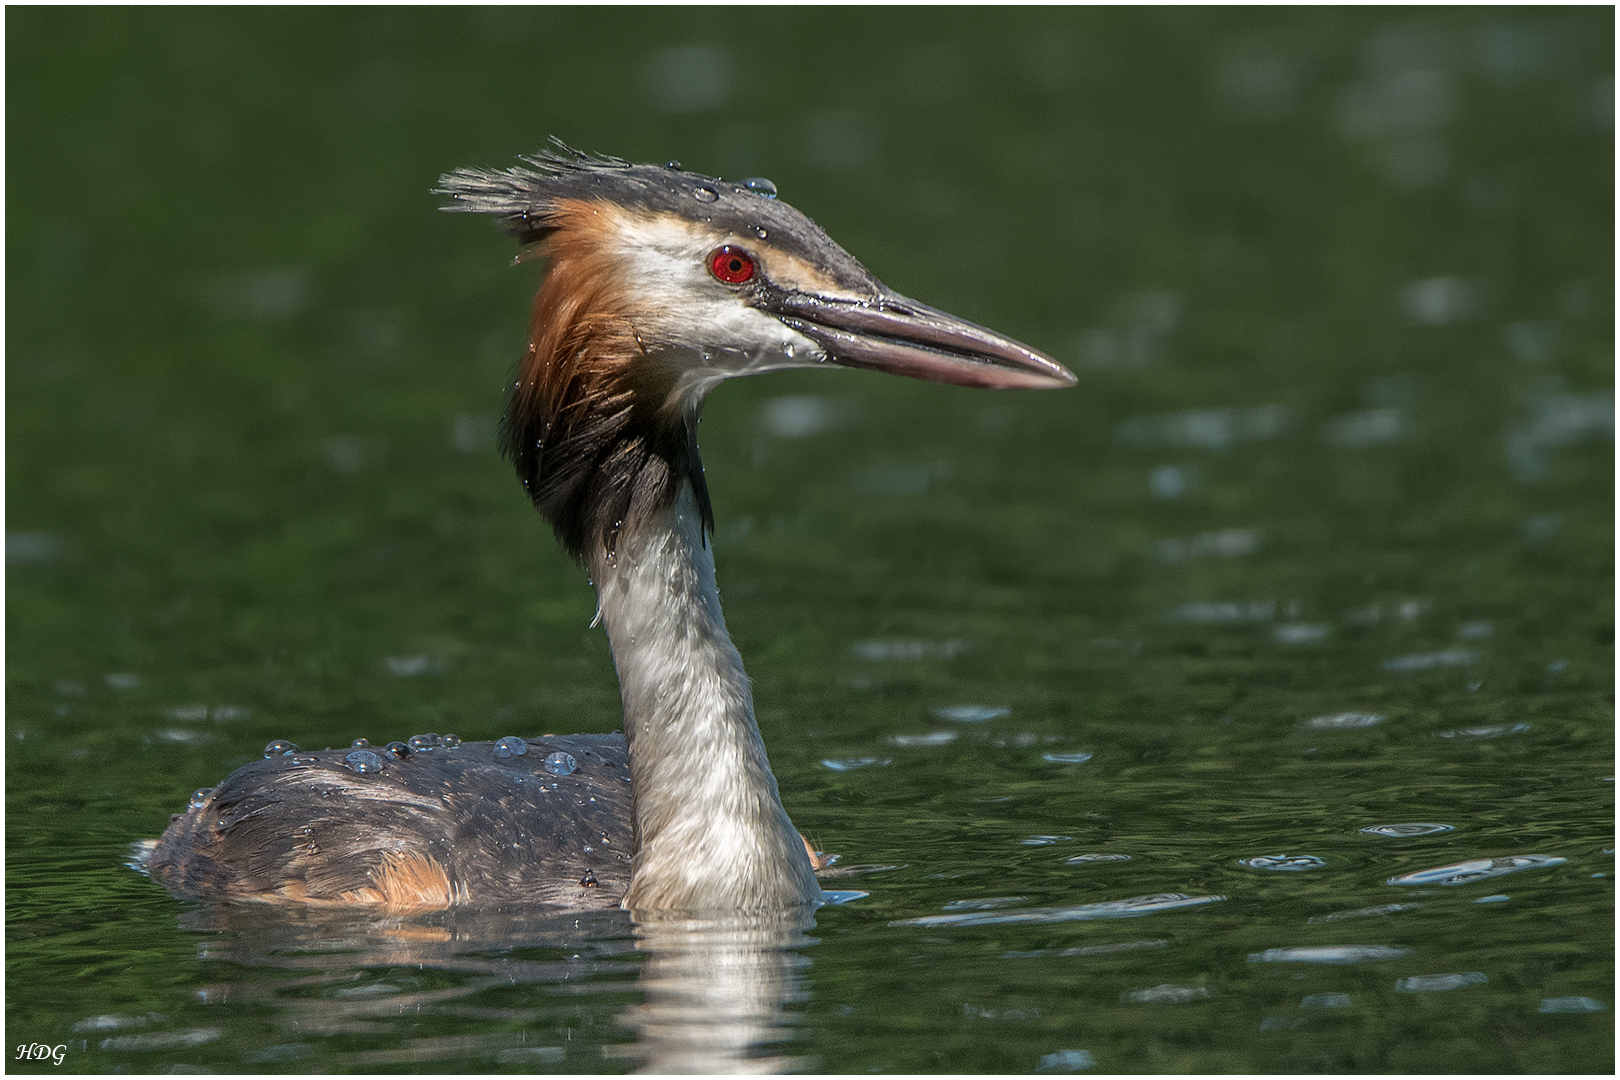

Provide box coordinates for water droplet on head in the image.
[407,733,439,752]
[263,740,298,758]
[345,749,384,774]
[693,186,719,203]
[189,788,213,809]
[351,737,371,748]
[440,733,460,748]
[752,226,768,239]
[665,160,682,171]
[383,741,412,759]
[742,177,778,198]
[493,736,528,759]
[542,751,578,776]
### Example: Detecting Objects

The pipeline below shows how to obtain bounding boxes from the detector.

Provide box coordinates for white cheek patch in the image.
[608,212,827,376]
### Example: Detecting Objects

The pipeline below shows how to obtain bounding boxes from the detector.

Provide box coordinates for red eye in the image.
[709,245,756,285]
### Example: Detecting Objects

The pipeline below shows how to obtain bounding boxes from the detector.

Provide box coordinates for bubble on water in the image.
[383,741,412,758]
[821,757,890,771]
[1306,712,1383,730]
[263,740,298,758]
[933,705,1009,723]
[440,733,461,748]
[1396,972,1486,993]
[1242,854,1326,871]
[742,177,778,198]
[542,751,578,776]
[1248,945,1411,964]
[1301,993,1353,1009]
[820,890,869,905]
[1389,854,1565,886]
[1362,823,1454,837]
[189,788,213,809]
[891,892,1225,928]
[1539,996,1606,1013]
[1043,752,1094,764]
[407,733,439,752]
[1021,836,1072,846]
[493,736,528,759]
[1474,894,1511,904]
[1066,853,1131,864]
[692,186,719,203]
[351,738,371,748]
[345,750,384,774]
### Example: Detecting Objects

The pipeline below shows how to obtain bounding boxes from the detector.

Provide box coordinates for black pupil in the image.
[729,258,743,272]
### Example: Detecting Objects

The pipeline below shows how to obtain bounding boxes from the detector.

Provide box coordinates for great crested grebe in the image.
[144,142,1075,914]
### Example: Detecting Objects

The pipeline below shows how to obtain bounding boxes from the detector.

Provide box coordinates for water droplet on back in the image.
[351,737,371,748]
[263,740,298,758]
[407,733,439,752]
[742,177,778,198]
[693,186,719,203]
[189,788,213,809]
[345,750,384,774]
[383,741,412,759]
[543,751,578,776]
[440,733,461,748]
[493,736,528,759]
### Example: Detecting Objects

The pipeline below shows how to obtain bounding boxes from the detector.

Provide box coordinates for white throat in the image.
[590,484,821,912]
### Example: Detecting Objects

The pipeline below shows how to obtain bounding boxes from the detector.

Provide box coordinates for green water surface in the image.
[7,7,1613,1073]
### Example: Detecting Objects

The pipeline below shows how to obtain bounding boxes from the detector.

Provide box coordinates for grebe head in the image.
[437,142,1069,557]
[438,141,1075,557]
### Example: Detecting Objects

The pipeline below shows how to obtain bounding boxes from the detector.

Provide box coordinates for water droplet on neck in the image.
[742,177,778,198]
[693,186,719,203]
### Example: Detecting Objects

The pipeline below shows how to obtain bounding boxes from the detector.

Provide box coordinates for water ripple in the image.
[1361,823,1454,837]
[1396,972,1486,992]
[891,892,1225,928]
[1241,854,1326,871]
[1249,945,1412,964]
[1309,903,1418,923]
[1388,854,1566,886]
[1306,712,1383,730]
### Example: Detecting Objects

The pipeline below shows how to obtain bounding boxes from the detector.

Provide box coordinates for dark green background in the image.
[8,7,1613,1072]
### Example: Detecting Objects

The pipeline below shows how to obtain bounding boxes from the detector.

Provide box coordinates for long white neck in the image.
[590,484,821,912]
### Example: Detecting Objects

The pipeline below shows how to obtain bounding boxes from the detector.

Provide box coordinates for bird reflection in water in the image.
[166,901,819,1072]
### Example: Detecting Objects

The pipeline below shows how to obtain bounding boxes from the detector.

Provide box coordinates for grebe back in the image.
[144,142,1075,913]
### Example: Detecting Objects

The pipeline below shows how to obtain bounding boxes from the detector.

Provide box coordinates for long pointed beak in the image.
[768,291,1076,390]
